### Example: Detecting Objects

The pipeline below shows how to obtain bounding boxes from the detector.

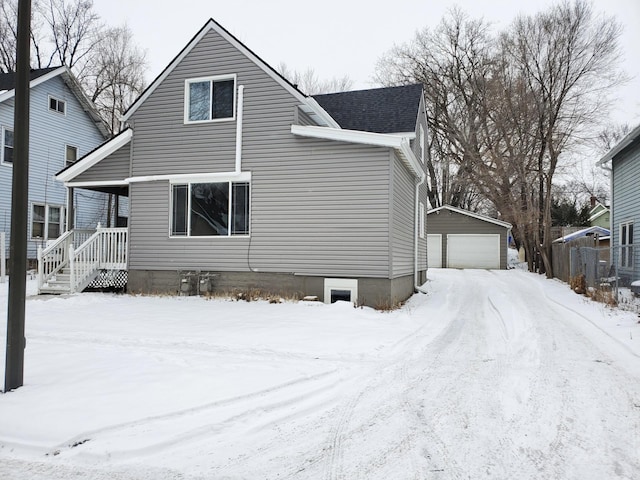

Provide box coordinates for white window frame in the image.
[1,126,13,166]
[419,124,425,163]
[184,74,236,124]
[31,203,65,241]
[169,177,250,238]
[65,144,78,167]
[48,95,66,115]
[419,202,425,239]
[324,278,358,304]
[620,221,634,268]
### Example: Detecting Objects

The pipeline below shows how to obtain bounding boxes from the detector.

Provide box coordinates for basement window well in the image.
[324,278,358,304]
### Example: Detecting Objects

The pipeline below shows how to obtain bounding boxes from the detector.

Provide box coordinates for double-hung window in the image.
[171,181,249,237]
[1,127,13,165]
[32,204,63,240]
[185,75,236,123]
[620,221,634,268]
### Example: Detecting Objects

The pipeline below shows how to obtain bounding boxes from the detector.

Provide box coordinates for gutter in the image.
[235,85,244,173]
[414,173,425,292]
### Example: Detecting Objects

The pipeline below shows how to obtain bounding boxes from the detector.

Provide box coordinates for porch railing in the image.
[38,226,128,293]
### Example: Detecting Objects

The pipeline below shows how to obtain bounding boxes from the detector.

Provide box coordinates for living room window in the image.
[49,96,66,115]
[171,181,250,237]
[32,204,63,240]
[184,75,236,123]
[1,127,13,165]
[620,221,634,268]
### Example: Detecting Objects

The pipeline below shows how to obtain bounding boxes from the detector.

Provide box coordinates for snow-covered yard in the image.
[1,269,639,479]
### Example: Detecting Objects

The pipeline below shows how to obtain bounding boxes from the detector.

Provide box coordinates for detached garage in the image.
[427,205,512,269]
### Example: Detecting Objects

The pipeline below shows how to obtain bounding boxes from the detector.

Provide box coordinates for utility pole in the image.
[4,0,32,392]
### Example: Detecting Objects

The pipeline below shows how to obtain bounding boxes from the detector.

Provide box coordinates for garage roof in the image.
[428,205,512,229]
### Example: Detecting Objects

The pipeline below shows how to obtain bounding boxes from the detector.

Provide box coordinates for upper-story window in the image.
[184,75,236,123]
[49,96,66,115]
[1,127,13,165]
[65,145,78,167]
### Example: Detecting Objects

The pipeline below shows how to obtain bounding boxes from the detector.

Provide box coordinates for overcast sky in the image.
[92,0,640,127]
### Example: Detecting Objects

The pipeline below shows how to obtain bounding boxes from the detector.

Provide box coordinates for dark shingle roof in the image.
[313,84,423,134]
[0,67,60,91]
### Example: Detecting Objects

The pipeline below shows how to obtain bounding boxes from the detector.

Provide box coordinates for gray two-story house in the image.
[597,123,640,290]
[0,66,110,262]
[52,18,429,306]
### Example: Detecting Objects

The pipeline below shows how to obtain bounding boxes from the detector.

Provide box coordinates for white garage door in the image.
[427,234,442,268]
[447,234,501,269]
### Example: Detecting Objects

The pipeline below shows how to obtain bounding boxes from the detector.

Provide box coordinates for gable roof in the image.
[0,66,109,138]
[552,226,610,243]
[427,205,512,229]
[121,18,339,128]
[313,84,423,134]
[0,67,60,91]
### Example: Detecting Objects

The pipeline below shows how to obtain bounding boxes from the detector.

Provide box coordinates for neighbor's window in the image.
[1,127,13,165]
[32,204,63,240]
[185,75,236,123]
[49,96,66,114]
[65,145,78,167]
[171,181,249,237]
[620,221,634,268]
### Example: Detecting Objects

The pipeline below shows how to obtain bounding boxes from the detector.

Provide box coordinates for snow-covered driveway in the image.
[1,269,639,479]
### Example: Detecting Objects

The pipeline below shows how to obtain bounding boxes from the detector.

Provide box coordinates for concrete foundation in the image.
[127,269,425,308]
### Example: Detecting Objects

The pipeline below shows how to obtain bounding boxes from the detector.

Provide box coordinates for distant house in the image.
[0,66,109,262]
[426,205,512,270]
[588,199,610,229]
[596,123,640,287]
[48,18,429,305]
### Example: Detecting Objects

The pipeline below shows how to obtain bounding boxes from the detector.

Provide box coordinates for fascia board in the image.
[122,19,339,129]
[0,66,66,104]
[127,171,251,184]
[56,129,133,182]
[596,123,640,166]
[428,205,513,229]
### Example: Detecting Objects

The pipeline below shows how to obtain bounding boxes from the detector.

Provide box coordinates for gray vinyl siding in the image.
[0,75,107,259]
[128,139,392,277]
[296,107,317,126]
[74,142,131,182]
[427,209,509,269]
[128,28,300,177]
[611,138,640,279]
[124,27,397,278]
[392,152,416,277]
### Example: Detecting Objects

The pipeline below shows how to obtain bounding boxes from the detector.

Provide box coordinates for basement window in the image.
[324,278,358,304]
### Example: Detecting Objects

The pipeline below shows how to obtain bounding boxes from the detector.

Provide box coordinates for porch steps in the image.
[38,267,99,295]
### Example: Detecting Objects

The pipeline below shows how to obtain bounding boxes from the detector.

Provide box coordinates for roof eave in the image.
[427,205,513,229]
[596,123,640,166]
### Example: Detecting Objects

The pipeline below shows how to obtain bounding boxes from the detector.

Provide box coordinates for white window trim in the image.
[324,278,358,304]
[419,202,425,239]
[169,180,250,239]
[1,125,13,166]
[48,95,66,115]
[31,203,65,241]
[65,144,78,167]
[620,220,634,268]
[183,74,237,124]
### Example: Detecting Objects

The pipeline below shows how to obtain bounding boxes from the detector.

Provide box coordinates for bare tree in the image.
[503,0,625,276]
[0,0,146,133]
[82,24,147,133]
[277,63,353,95]
[374,8,492,211]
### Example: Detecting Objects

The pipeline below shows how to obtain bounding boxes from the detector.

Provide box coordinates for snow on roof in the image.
[553,226,610,243]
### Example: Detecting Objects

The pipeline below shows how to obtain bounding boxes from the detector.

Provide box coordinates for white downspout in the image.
[235,85,245,173]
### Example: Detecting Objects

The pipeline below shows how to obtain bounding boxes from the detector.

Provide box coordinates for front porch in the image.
[38,226,128,294]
